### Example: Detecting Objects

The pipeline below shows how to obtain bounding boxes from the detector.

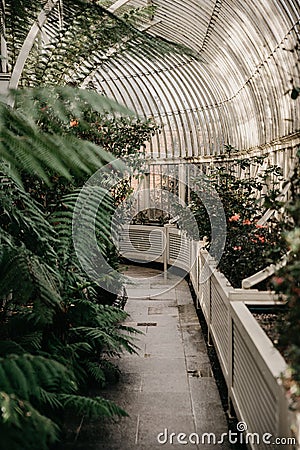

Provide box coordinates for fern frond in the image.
[38,388,63,410]
[21,0,140,86]
[0,391,59,450]
[14,86,132,121]
[18,332,43,352]
[0,173,58,259]
[59,394,128,419]
[85,362,106,386]
[2,0,43,70]
[0,87,130,187]
[0,341,25,356]
[0,246,62,322]
[70,326,118,348]
[0,354,75,402]
[70,325,139,356]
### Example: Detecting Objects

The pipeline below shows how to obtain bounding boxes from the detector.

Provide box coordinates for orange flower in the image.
[70,119,79,127]
[243,219,251,225]
[255,224,267,229]
[273,276,284,285]
[233,246,242,251]
[257,235,265,243]
[229,214,240,222]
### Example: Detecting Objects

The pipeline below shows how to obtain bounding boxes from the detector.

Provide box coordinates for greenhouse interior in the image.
[0,0,300,449]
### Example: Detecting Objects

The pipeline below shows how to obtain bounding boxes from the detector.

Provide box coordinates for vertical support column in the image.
[0,0,8,74]
[0,72,10,97]
[178,162,186,204]
[139,171,151,216]
[207,275,212,346]
[58,0,64,30]
[195,240,201,302]
[0,1,11,101]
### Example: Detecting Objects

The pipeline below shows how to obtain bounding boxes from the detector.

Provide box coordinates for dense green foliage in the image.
[0,85,157,448]
[272,148,300,392]
[3,0,193,90]
[189,148,286,287]
[0,7,167,446]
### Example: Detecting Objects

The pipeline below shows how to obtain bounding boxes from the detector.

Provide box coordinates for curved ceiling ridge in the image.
[99,0,300,158]
[34,0,300,158]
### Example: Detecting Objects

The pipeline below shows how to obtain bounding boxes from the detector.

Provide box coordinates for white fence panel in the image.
[118,225,164,263]
[230,302,293,449]
[117,224,298,448]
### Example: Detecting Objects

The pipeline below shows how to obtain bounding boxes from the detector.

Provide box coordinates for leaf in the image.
[59,394,128,419]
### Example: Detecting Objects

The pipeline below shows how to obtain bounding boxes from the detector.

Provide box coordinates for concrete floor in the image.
[76,265,231,450]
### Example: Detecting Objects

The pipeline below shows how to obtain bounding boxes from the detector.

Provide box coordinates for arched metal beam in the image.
[7,0,58,105]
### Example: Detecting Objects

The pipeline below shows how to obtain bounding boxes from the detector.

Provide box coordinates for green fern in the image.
[59,394,128,419]
[85,361,106,386]
[21,0,137,86]
[0,354,75,401]
[0,173,58,259]
[0,87,131,187]
[0,391,59,450]
[0,246,62,323]
[17,332,43,353]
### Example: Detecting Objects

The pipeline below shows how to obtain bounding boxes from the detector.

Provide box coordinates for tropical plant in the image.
[1,0,194,91]
[0,1,190,447]
[189,149,287,287]
[0,85,145,448]
[271,147,300,402]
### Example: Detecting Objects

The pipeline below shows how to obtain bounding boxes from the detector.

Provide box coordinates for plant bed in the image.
[250,305,288,347]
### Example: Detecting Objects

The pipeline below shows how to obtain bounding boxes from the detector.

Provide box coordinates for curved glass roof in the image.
[7,0,300,160]
[94,0,300,159]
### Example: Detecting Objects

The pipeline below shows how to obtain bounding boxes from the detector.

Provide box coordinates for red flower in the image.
[273,276,284,285]
[243,219,252,225]
[229,214,240,222]
[257,235,265,243]
[70,119,79,127]
[233,246,242,251]
[243,219,251,225]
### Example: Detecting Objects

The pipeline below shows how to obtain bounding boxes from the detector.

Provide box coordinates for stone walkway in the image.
[78,265,231,450]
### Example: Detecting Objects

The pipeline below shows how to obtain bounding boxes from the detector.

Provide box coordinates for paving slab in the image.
[76,265,229,450]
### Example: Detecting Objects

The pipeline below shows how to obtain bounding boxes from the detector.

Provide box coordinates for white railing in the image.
[118,224,299,449]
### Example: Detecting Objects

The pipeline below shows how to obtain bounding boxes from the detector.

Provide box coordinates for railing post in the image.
[207,254,217,347]
[163,224,170,278]
[227,308,234,417]
[207,274,212,346]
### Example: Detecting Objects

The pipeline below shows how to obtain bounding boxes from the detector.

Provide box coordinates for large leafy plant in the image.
[271,148,300,401]
[0,87,146,449]
[189,149,286,287]
[0,2,189,447]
